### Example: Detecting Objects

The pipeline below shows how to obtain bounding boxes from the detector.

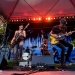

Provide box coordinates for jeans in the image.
[55,40,73,65]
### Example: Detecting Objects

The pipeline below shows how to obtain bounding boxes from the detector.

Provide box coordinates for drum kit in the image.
[22,40,49,62]
[22,46,37,61]
[20,40,50,67]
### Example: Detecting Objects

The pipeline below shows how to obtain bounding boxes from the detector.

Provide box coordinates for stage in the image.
[0,71,75,75]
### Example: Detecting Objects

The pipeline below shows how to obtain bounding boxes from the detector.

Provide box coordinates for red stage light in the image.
[54,18,55,19]
[48,17,51,20]
[32,17,42,21]
[72,16,74,18]
[67,17,69,18]
[12,20,14,22]
[33,18,36,21]
[22,20,23,21]
[64,17,66,18]
[17,20,18,21]
[29,18,31,20]
[38,18,41,20]
[14,19,16,21]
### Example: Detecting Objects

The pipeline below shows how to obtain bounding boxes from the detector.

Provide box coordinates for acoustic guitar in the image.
[50,31,75,45]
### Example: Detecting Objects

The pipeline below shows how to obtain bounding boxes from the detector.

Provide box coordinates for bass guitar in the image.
[10,23,29,48]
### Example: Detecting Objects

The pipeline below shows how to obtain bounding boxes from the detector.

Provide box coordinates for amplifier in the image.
[32,55,54,66]
[19,52,54,67]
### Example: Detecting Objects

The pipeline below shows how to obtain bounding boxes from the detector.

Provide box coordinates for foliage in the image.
[71,40,75,47]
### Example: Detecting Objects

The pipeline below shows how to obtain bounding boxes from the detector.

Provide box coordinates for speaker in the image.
[19,52,54,68]
[32,52,54,66]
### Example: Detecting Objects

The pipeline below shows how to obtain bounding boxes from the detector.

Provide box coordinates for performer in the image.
[50,18,73,67]
[11,25,26,59]
[40,39,50,55]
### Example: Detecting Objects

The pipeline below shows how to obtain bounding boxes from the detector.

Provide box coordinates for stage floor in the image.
[0,71,75,75]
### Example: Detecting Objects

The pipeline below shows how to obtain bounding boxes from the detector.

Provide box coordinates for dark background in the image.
[6,19,75,42]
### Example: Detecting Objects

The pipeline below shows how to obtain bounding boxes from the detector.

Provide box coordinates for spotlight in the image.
[38,18,41,21]
[22,20,23,21]
[48,17,51,20]
[54,18,55,19]
[16,19,18,21]
[64,17,66,18]
[12,20,14,22]
[67,17,69,18]
[29,18,31,20]
[33,18,36,21]
[14,20,16,22]
[72,16,74,18]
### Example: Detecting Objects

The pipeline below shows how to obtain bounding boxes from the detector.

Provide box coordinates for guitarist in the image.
[50,18,73,67]
[11,25,26,60]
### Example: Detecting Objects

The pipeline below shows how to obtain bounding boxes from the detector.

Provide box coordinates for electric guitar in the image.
[10,23,30,48]
[50,31,75,45]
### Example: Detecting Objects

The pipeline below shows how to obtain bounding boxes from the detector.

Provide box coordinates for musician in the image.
[40,39,50,55]
[11,25,26,59]
[50,18,73,66]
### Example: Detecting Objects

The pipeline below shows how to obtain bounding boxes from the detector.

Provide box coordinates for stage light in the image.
[48,17,51,20]
[72,16,74,18]
[36,18,38,20]
[64,17,66,18]
[12,20,14,22]
[54,18,55,19]
[29,18,31,20]
[33,18,36,21]
[38,18,41,21]
[14,20,16,22]
[67,17,69,18]
[22,20,23,21]
[58,17,61,19]
[16,19,18,21]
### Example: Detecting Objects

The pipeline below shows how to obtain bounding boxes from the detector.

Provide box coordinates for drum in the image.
[22,52,30,61]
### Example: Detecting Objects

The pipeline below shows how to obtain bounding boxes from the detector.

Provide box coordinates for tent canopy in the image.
[0,0,75,19]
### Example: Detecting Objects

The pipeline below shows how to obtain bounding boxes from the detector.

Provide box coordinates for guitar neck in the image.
[60,30,75,36]
[67,31,75,35]
[24,23,30,30]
